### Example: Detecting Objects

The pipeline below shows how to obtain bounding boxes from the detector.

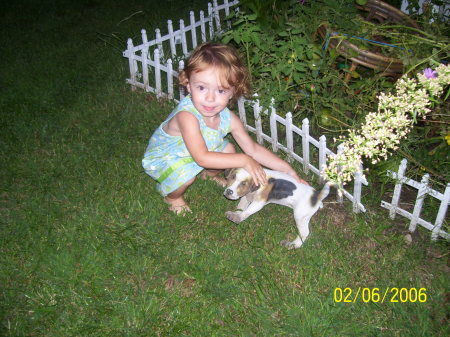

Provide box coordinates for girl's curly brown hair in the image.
[179,42,251,99]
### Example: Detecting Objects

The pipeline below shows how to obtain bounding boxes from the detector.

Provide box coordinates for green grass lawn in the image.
[1,0,448,336]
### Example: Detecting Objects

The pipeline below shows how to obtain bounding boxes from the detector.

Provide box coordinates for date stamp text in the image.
[333,287,427,303]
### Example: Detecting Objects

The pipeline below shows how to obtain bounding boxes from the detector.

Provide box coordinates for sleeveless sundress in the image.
[142,95,232,196]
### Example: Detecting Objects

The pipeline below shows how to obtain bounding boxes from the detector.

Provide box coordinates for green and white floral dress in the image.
[142,95,231,196]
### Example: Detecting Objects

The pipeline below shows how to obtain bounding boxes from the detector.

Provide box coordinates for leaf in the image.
[295,63,307,71]
[232,18,246,26]
[241,34,250,43]
[252,52,261,64]
[291,28,304,35]
[280,65,291,76]
[221,34,232,44]
[252,34,262,48]
[270,67,278,80]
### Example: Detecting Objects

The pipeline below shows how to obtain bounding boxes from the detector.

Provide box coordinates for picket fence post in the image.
[431,184,450,240]
[336,144,344,203]
[207,3,214,40]
[126,38,137,90]
[190,11,198,49]
[141,29,150,92]
[224,0,232,29]
[213,0,221,31]
[178,60,185,100]
[269,103,278,153]
[167,59,174,100]
[200,11,207,43]
[237,97,246,126]
[253,98,263,144]
[154,49,161,97]
[155,28,164,59]
[390,159,408,219]
[285,113,294,163]
[352,165,364,213]
[302,119,310,174]
[409,174,429,232]
[318,135,327,184]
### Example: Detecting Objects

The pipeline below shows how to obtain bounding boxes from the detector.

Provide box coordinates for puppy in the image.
[223,168,330,249]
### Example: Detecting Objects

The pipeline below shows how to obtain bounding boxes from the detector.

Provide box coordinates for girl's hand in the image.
[287,169,309,185]
[243,156,267,187]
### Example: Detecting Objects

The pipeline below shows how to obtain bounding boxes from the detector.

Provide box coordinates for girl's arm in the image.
[230,112,307,184]
[177,111,267,185]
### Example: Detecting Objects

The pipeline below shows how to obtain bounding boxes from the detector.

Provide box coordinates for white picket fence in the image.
[235,97,368,213]
[381,159,449,240]
[123,0,448,237]
[123,0,238,100]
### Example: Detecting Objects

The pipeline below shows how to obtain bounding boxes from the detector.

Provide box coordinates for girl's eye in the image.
[197,86,205,91]
[218,89,229,94]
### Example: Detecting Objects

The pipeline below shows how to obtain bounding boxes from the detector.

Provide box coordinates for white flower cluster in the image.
[322,64,449,189]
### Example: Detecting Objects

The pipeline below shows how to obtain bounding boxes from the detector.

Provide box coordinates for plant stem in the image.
[244,42,252,82]
[311,91,316,115]
[405,47,448,74]
[385,32,449,47]
[365,23,437,40]
[397,149,446,181]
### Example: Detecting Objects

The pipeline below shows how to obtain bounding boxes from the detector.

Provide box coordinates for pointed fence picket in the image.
[123,0,449,239]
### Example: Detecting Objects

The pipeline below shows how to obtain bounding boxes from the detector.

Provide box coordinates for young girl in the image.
[143,42,306,214]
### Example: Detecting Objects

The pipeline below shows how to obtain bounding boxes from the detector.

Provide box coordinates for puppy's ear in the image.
[224,168,235,179]
[250,181,260,192]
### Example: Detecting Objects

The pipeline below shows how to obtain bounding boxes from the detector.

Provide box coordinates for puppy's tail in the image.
[310,182,332,208]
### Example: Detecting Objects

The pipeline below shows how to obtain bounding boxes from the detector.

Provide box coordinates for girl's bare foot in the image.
[164,196,191,215]
[200,170,227,187]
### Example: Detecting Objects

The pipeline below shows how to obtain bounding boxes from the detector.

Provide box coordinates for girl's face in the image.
[186,67,234,118]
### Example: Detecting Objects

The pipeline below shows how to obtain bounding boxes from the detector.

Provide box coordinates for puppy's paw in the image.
[280,239,301,250]
[226,211,243,224]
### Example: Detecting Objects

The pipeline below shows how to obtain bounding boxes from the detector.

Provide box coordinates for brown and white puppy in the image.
[224,168,331,249]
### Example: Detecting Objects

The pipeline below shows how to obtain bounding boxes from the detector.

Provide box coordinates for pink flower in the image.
[299,0,306,4]
[423,68,438,79]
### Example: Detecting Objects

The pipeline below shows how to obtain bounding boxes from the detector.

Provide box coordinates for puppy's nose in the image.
[225,189,233,196]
